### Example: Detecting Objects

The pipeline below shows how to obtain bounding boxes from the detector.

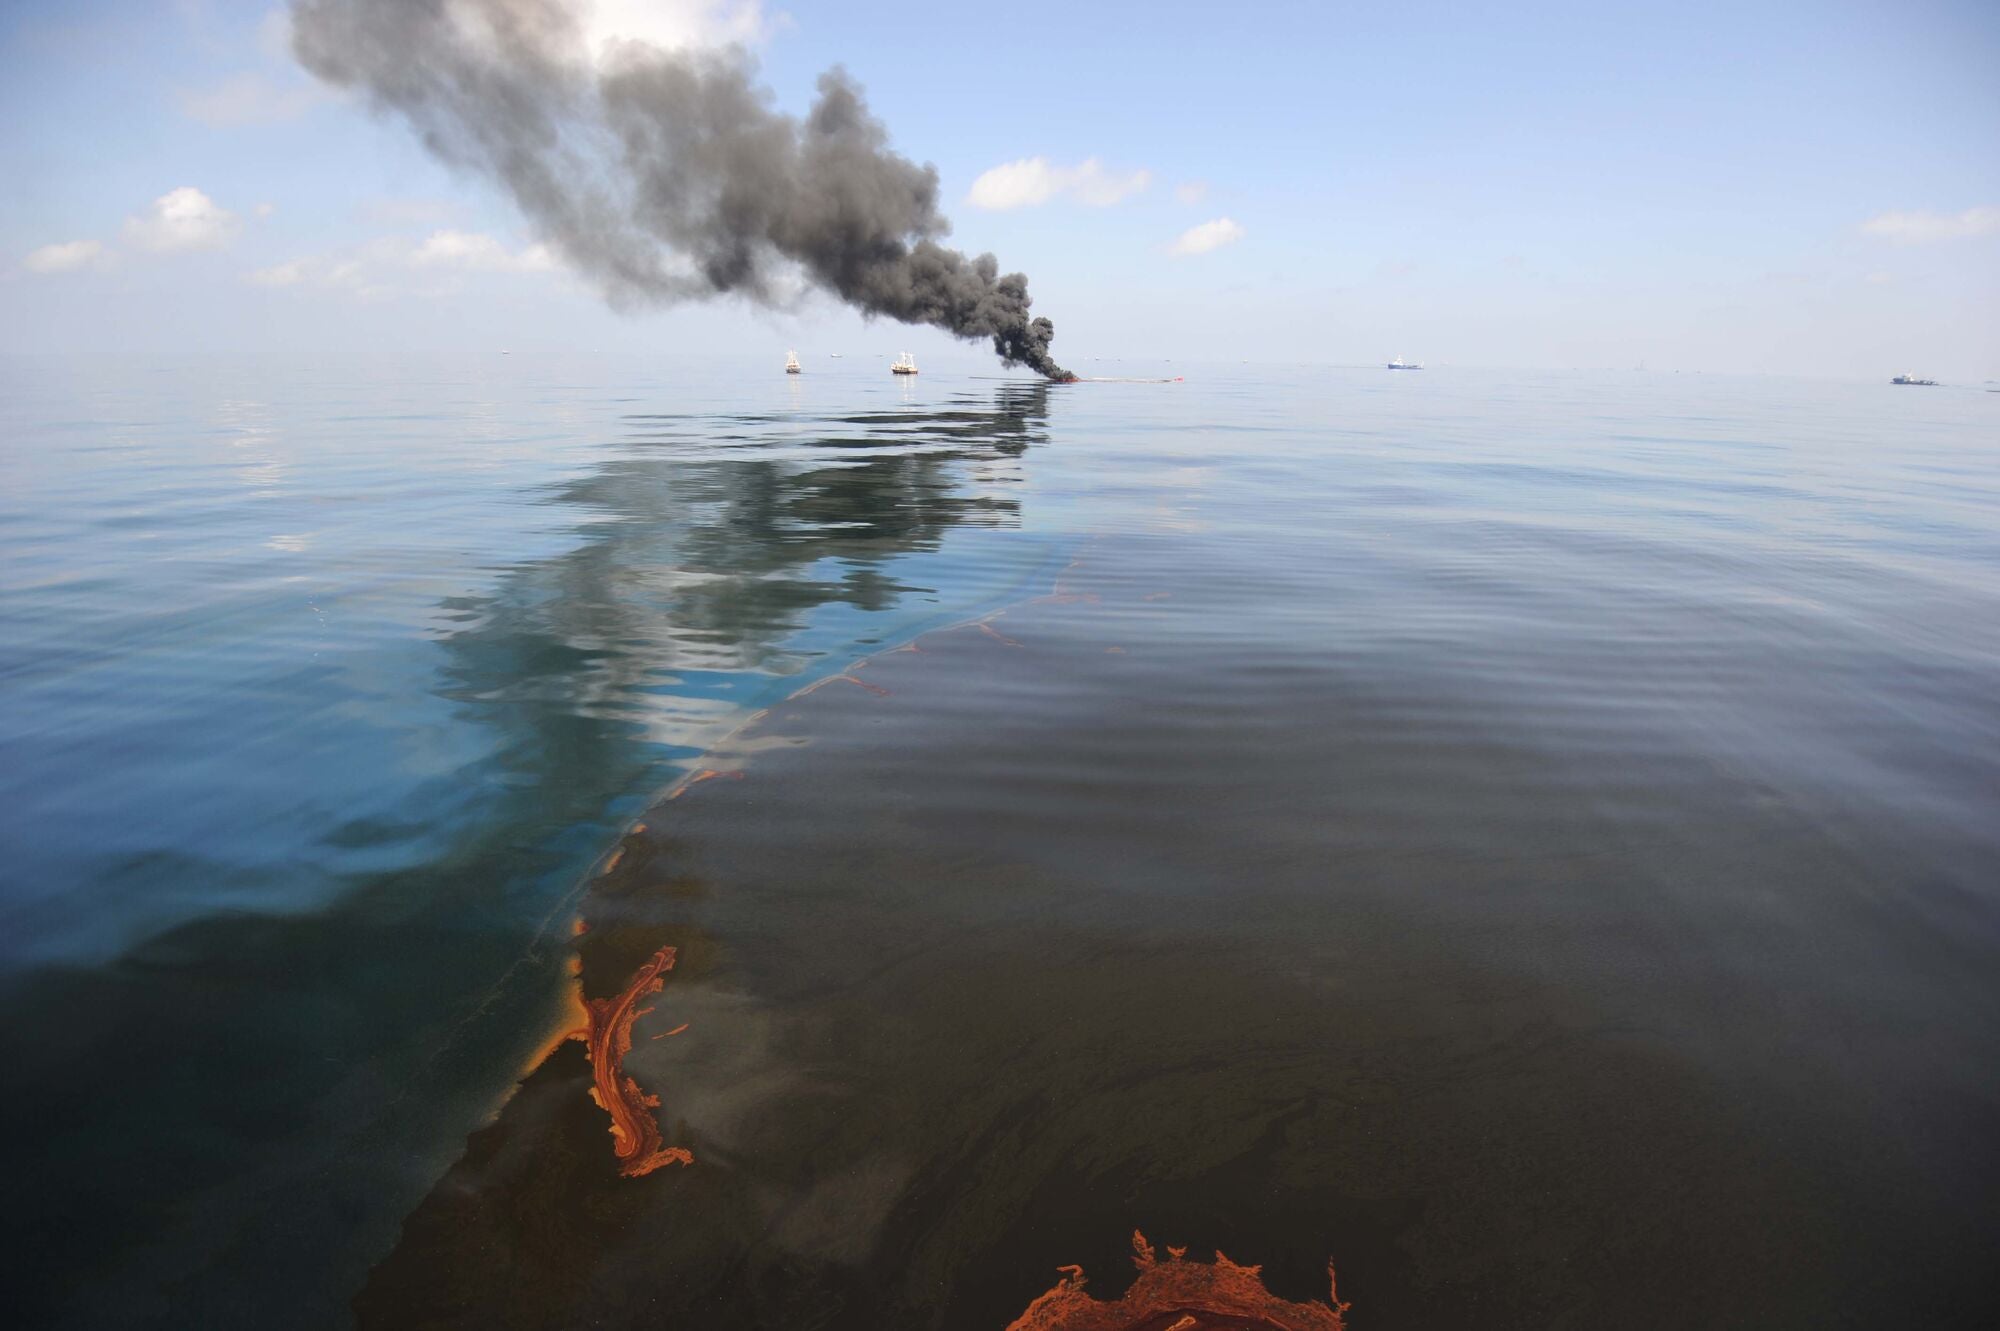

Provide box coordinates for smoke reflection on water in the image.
[0,363,1061,1329]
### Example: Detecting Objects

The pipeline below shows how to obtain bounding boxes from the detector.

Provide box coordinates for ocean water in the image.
[1,354,1995,1327]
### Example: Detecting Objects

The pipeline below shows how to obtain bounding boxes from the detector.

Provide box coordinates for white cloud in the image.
[247,253,374,293]
[247,238,403,299]
[254,202,275,219]
[247,259,310,288]
[968,159,1060,210]
[1859,206,1999,245]
[1174,181,1209,205]
[1167,217,1245,256]
[249,230,559,299]
[1067,162,1152,208]
[967,157,1153,211]
[178,71,323,126]
[122,187,239,252]
[23,239,106,273]
[410,230,559,273]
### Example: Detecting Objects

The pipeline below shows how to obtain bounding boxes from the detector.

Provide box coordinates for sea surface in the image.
[0,354,1995,1327]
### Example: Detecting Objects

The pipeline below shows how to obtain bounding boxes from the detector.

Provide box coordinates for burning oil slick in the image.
[291,1,1077,380]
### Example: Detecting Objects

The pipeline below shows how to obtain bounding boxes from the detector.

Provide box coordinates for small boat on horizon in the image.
[891,351,919,376]
[1891,372,1936,386]
[784,349,802,375]
[1387,356,1424,370]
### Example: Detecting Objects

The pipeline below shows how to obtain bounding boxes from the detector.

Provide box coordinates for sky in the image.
[1,0,1996,379]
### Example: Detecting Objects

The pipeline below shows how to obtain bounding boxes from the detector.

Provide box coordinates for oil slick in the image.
[1005,1231,1349,1331]
[668,768,745,799]
[582,946,694,1178]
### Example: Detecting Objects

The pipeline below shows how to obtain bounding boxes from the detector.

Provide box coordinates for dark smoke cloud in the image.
[290,0,1072,379]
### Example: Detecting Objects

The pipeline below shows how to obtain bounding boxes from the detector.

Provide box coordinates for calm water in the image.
[1,354,1995,1327]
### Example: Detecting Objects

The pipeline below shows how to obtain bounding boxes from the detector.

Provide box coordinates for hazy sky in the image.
[3,0,1996,379]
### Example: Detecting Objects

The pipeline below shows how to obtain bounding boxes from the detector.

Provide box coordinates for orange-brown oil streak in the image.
[669,769,743,799]
[1004,1231,1349,1331]
[583,946,694,1177]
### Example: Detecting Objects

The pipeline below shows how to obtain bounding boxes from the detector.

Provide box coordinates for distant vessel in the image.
[1891,372,1936,386]
[784,349,801,375]
[1387,356,1424,370]
[891,352,919,375]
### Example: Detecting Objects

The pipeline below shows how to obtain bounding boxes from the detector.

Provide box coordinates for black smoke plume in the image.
[291,0,1073,379]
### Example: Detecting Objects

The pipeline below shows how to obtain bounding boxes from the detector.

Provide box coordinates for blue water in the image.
[0,357,1062,970]
[1,354,1995,1326]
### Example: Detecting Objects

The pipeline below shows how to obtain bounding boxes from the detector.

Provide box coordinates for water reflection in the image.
[0,384,1056,1330]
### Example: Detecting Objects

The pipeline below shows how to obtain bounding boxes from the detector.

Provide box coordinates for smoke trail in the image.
[291,0,1073,379]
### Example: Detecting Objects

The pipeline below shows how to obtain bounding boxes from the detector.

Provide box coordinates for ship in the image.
[891,351,919,375]
[784,349,801,375]
[1891,372,1936,386]
[1387,356,1423,370]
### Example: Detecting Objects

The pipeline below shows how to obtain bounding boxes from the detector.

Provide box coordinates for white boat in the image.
[784,349,801,375]
[1387,356,1423,370]
[1891,372,1936,386]
[891,351,919,375]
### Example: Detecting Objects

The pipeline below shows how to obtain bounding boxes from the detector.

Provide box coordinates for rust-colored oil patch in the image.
[583,946,694,1178]
[1005,1231,1348,1331]
[669,768,744,799]
[980,621,1023,648]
